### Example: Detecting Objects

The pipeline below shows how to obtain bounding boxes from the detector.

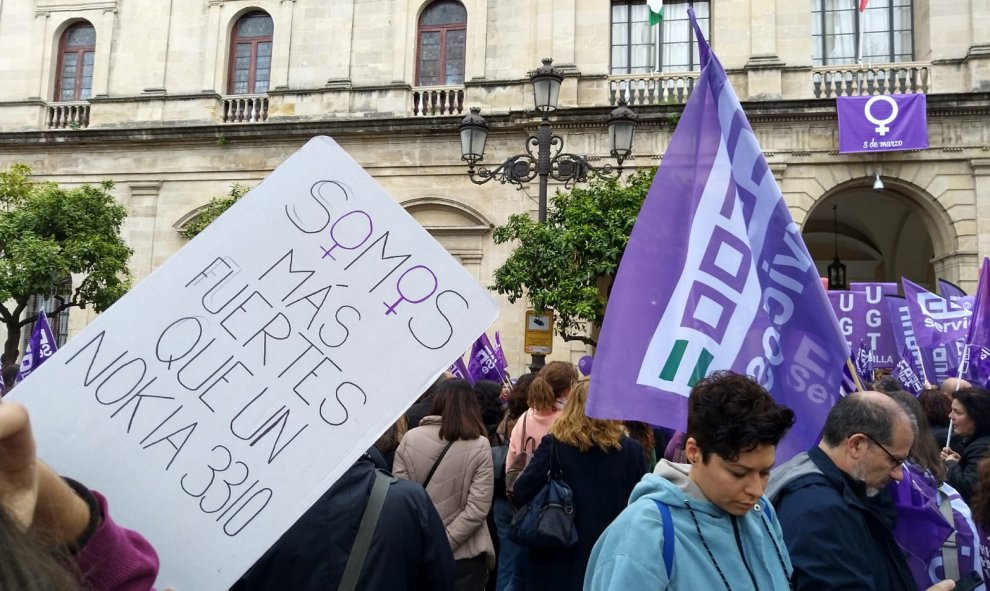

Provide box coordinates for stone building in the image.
[0,0,987,374]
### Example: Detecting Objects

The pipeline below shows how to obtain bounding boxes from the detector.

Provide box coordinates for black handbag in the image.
[508,437,578,548]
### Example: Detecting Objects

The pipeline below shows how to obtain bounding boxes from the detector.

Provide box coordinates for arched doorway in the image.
[801,180,939,289]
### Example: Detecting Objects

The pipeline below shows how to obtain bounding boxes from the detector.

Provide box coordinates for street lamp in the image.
[459,58,638,223]
[458,58,639,371]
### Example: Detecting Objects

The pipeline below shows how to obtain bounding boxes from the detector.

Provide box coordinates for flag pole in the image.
[846,358,865,391]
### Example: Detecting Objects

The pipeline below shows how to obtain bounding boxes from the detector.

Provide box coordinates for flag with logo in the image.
[894,345,924,394]
[902,278,971,349]
[467,333,508,385]
[493,331,509,375]
[853,339,874,385]
[586,8,849,462]
[15,310,58,383]
[960,258,990,386]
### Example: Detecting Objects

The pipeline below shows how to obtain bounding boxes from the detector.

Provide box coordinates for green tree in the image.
[179,184,249,239]
[491,168,656,347]
[0,164,133,360]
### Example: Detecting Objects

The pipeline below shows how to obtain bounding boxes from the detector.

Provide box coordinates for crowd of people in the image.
[8,357,990,590]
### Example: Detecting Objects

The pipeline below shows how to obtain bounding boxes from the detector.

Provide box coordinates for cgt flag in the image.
[15,310,58,383]
[586,8,849,462]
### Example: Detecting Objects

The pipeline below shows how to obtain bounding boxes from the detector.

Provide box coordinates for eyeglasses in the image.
[860,432,907,469]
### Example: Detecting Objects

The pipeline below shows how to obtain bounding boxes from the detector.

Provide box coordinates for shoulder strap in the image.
[338,470,395,591]
[938,491,959,580]
[652,500,675,579]
[422,440,455,489]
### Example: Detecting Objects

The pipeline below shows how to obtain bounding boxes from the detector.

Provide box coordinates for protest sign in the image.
[7,136,499,589]
[587,9,848,463]
[837,94,928,153]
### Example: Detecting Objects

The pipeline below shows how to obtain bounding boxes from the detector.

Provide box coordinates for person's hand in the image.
[0,402,39,529]
[926,579,955,590]
[941,447,961,463]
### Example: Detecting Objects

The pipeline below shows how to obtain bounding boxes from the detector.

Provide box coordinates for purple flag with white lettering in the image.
[891,464,954,587]
[854,339,874,385]
[493,331,509,375]
[837,94,928,154]
[15,310,58,383]
[467,333,508,385]
[828,289,896,368]
[448,356,471,383]
[586,9,849,462]
[895,345,924,394]
[902,278,971,349]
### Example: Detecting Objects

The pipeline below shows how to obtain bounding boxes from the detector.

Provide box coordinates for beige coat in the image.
[394,416,496,568]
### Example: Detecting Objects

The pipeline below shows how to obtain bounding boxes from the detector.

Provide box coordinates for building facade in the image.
[0,0,988,374]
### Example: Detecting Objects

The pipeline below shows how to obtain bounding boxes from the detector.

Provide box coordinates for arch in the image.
[54,20,96,101]
[798,170,966,287]
[401,197,493,232]
[227,9,274,95]
[172,204,213,234]
[415,0,467,86]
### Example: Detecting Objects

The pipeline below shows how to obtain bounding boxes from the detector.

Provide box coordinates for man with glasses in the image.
[766,391,955,591]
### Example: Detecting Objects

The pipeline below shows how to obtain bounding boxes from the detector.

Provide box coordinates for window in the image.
[55,22,95,101]
[228,11,273,95]
[416,1,466,86]
[812,0,913,66]
[611,1,710,75]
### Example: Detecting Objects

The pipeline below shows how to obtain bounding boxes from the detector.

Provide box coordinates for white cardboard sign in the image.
[9,136,499,589]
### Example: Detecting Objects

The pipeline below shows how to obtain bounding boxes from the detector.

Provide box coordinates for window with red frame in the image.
[228,11,273,95]
[55,22,95,102]
[416,1,466,86]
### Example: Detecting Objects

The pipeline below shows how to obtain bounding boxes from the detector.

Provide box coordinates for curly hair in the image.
[687,371,795,462]
[919,388,951,428]
[550,379,626,452]
[952,388,990,437]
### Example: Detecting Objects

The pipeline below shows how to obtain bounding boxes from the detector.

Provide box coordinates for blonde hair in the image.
[550,379,625,452]
[528,361,578,412]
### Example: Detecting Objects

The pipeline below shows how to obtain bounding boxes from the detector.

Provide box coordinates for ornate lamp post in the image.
[458,58,639,371]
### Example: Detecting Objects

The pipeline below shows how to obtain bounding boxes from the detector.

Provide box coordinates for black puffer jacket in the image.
[232,447,454,591]
[946,433,990,503]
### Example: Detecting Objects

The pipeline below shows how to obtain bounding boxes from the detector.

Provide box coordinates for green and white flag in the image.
[648,0,663,25]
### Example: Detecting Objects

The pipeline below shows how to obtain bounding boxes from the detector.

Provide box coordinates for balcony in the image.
[47,101,90,129]
[221,94,268,123]
[812,62,930,98]
[607,72,699,106]
[412,86,464,116]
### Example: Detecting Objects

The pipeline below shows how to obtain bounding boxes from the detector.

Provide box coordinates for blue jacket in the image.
[584,460,792,591]
[766,447,915,591]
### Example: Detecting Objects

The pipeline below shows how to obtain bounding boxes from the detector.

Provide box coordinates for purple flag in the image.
[467,333,508,385]
[853,339,874,385]
[493,331,509,374]
[938,278,968,300]
[837,94,929,154]
[828,288,896,368]
[902,278,971,349]
[894,344,924,394]
[586,9,849,463]
[891,464,954,588]
[15,310,58,383]
[448,356,470,383]
[965,258,990,349]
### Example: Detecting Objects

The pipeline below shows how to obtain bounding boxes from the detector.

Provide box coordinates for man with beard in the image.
[767,391,954,591]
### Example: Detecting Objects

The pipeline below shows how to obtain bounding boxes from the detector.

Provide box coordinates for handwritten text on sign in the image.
[10,137,498,590]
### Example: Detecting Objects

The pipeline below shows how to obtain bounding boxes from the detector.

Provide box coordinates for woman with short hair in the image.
[394,379,495,591]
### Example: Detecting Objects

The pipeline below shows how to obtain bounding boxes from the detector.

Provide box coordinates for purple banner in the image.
[837,94,929,154]
[894,345,924,394]
[448,356,470,382]
[15,310,58,383]
[586,9,849,463]
[828,287,897,368]
[467,333,508,385]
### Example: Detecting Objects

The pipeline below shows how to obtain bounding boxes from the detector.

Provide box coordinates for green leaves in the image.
[491,168,656,346]
[179,184,249,240]
[0,164,133,356]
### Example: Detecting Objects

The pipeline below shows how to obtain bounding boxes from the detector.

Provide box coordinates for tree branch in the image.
[562,333,598,347]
